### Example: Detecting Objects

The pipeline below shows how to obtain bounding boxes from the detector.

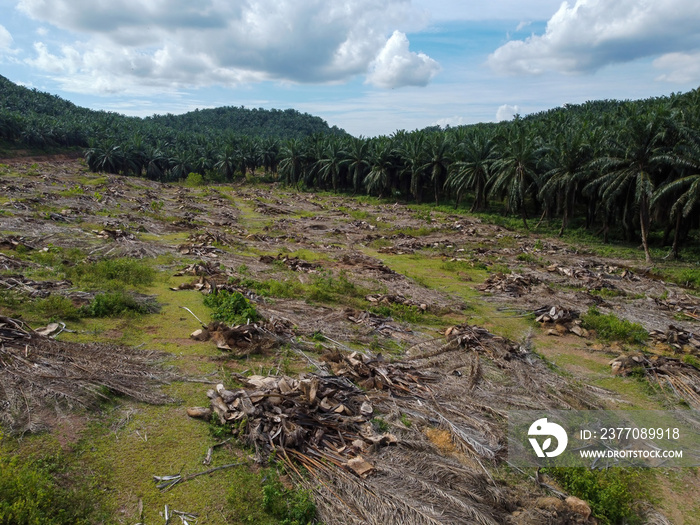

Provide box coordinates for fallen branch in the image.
[154,462,245,491]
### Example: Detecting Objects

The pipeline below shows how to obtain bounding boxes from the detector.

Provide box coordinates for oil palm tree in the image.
[587,106,671,263]
[489,123,543,228]
[446,129,497,211]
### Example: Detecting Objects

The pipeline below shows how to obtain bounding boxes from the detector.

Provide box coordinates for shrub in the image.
[81,292,156,317]
[542,467,645,525]
[185,172,205,187]
[67,258,156,290]
[204,290,259,325]
[581,306,648,344]
[35,295,81,321]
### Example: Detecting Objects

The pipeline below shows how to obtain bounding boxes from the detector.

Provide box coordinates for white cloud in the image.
[0,24,15,54]
[488,0,700,75]
[654,52,700,84]
[412,0,562,21]
[496,104,520,121]
[16,0,438,93]
[366,30,440,88]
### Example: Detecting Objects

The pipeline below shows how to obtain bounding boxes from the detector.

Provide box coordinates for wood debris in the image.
[93,228,135,241]
[177,231,230,257]
[477,272,541,297]
[365,293,427,311]
[196,374,397,477]
[190,319,293,355]
[648,325,700,354]
[610,353,700,409]
[258,253,321,272]
[533,305,590,338]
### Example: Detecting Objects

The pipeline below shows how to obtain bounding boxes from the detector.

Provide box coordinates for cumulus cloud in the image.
[488,0,700,75]
[654,52,700,84]
[366,30,440,88]
[496,104,520,121]
[15,0,438,93]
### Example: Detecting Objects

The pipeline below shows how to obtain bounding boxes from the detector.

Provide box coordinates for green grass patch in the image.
[0,438,107,525]
[581,306,648,344]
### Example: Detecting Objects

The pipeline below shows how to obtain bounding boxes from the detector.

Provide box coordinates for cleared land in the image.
[0,158,698,524]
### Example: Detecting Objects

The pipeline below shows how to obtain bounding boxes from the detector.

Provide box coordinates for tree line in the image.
[91,90,700,261]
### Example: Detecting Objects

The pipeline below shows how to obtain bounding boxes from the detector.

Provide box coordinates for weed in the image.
[81,292,157,318]
[369,303,426,324]
[371,417,389,432]
[307,271,362,304]
[681,354,700,369]
[516,252,538,264]
[542,467,646,525]
[400,413,412,428]
[311,331,326,342]
[581,306,648,344]
[262,475,316,525]
[0,443,106,525]
[66,258,156,290]
[204,290,259,325]
[35,295,82,321]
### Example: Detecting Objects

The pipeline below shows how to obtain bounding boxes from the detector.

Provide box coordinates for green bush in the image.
[80,291,156,317]
[204,290,259,325]
[581,306,648,344]
[543,467,644,525]
[185,172,205,187]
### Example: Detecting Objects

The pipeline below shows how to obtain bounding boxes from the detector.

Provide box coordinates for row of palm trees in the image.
[83,91,700,260]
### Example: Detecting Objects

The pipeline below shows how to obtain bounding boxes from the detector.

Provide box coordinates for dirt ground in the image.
[1,158,699,524]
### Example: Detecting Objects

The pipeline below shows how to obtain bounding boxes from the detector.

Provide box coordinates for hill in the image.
[0,74,346,152]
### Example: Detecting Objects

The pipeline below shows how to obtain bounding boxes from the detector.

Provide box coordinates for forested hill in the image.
[0,74,346,150]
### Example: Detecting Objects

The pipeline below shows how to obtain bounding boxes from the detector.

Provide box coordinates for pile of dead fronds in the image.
[365,293,427,311]
[477,272,541,297]
[259,253,321,272]
[0,316,176,433]
[190,319,294,356]
[610,352,700,409]
[654,294,700,321]
[533,305,590,338]
[191,324,605,524]
[648,325,700,354]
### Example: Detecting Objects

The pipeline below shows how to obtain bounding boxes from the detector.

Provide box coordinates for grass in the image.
[581,306,648,344]
[542,467,649,525]
[0,433,109,525]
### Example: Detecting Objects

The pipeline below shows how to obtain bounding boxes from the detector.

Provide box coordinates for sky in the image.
[1,0,699,137]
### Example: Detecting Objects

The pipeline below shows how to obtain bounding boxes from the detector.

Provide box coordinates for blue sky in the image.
[1,0,699,137]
